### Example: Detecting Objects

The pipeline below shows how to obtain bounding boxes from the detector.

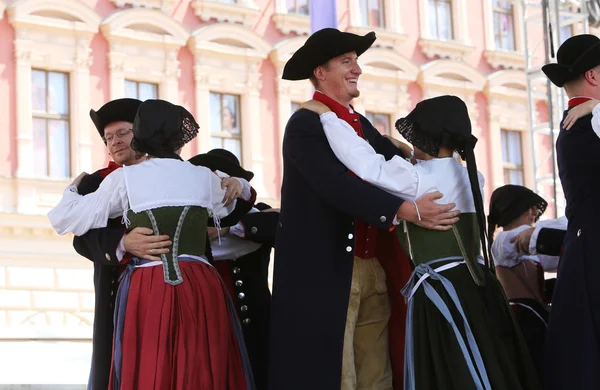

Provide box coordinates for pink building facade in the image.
[0,0,577,365]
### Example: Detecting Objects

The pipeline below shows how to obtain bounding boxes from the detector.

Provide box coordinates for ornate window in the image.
[418,0,473,60]
[287,0,309,15]
[365,112,391,135]
[124,80,159,101]
[189,23,271,196]
[7,0,100,214]
[429,0,453,41]
[209,93,243,162]
[501,129,525,185]
[483,0,525,69]
[358,0,385,28]
[347,0,407,48]
[109,0,178,11]
[493,0,516,51]
[31,70,70,179]
[100,8,189,104]
[484,70,539,190]
[272,0,310,35]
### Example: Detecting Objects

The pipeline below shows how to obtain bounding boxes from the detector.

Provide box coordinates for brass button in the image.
[380,216,387,223]
[577,229,582,237]
[348,233,353,239]
[238,292,245,299]
[235,280,243,287]
[105,253,111,261]
[233,267,241,274]
[346,246,352,252]
[240,305,248,312]
[243,318,251,325]
[251,226,258,234]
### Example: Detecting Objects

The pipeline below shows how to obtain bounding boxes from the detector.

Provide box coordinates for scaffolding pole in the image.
[522,0,588,218]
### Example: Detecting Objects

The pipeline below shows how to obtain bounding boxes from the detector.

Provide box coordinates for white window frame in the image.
[483,0,526,69]
[7,0,100,214]
[272,0,310,35]
[348,0,408,48]
[189,23,271,197]
[418,0,474,60]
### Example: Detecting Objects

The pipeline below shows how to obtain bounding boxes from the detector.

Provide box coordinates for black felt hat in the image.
[488,185,548,228]
[542,34,600,87]
[131,99,199,161]
[89,98,142,138]
[188,149,254,182]
[282,28,376,81]
[395,95,477,159]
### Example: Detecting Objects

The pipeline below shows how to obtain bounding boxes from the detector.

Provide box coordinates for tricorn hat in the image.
[188,149,254,182]
[542,34,600,87]
[282,28,376,81]
[89,98,142,138]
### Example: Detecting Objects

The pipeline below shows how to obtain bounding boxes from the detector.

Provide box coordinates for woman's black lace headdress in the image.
[395,95,491,270]
[131,99,199,161]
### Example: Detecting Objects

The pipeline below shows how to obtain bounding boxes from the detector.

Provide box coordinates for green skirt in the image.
[402,257,541,390]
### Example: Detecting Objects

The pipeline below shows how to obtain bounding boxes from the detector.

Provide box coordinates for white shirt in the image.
[48,159,250,237]
[491,216,567,272]
[319,112,485,212]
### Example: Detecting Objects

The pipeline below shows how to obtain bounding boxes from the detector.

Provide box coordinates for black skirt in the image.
[403,258,542,390]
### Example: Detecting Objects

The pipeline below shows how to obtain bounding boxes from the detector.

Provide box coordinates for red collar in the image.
[97,161,122,179]
[313,91,358,123]
[568,97,594,107]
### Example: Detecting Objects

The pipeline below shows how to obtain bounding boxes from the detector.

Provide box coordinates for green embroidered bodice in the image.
[126,206,208,285]
[397,213,486,286]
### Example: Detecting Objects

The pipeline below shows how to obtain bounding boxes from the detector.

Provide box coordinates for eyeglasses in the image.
[103,128,133,143]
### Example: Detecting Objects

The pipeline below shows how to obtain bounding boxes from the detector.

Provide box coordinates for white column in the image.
[14,38,33,179]
[243,73,267,197]
[162,49,180,104]
[108,50,126,100]
[194,64,212,154]
[72,44,94,175]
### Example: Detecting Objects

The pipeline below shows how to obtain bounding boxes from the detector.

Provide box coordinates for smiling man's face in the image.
[103,121,137,166]
[317,51,362,106]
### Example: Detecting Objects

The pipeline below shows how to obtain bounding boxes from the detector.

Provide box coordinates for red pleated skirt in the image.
[108,261,247,390]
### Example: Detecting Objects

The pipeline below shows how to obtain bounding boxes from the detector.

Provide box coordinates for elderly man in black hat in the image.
[190,148,278,390]
[541,33,600,390]
[76,98,174,390]
[270,28,459,390]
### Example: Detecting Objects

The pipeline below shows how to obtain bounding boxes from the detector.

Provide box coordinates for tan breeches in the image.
[341,257,393,390]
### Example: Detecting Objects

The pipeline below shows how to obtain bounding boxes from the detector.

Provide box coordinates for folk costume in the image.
[72,98,141,390]
[270,28,413,390]
[49,100,255,390]
[190,149,277,390]
[488,185,564,379]
[542,34,600,390]
[318,95,541,390]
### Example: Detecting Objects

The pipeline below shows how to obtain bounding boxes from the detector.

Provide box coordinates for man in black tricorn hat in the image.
[78,98,175,390]
[269,28,459,390]
[541,34,600,390]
